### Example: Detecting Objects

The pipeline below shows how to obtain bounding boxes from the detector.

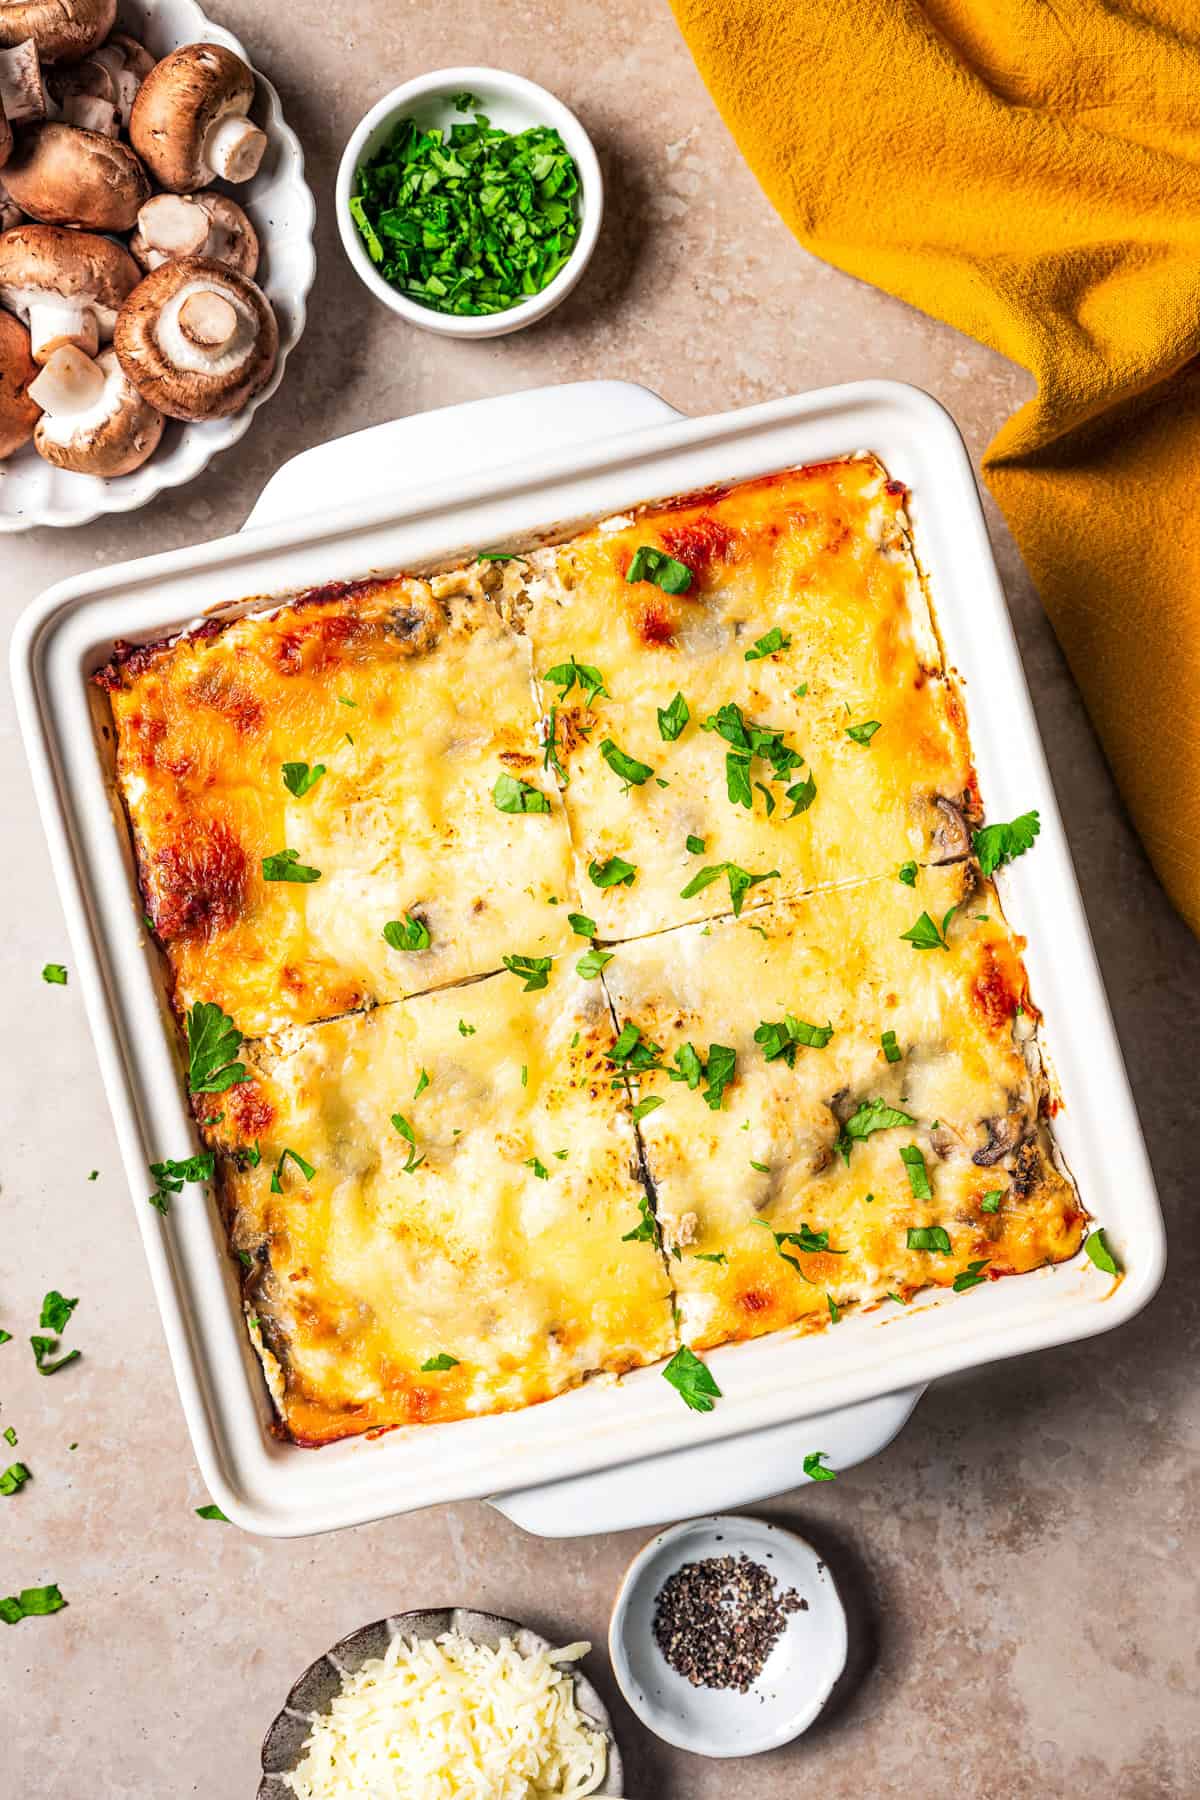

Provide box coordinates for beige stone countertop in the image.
[4,3,1197,1795]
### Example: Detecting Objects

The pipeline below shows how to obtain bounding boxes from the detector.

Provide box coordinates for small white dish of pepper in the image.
[607,1514,847,1759]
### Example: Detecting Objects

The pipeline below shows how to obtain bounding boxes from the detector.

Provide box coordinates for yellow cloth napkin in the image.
[670,0,1200,932]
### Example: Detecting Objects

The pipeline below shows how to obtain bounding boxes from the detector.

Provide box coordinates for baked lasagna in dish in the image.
[98,455,1084,1445]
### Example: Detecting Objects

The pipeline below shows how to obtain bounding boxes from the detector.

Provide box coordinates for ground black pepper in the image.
[651,1551,804,1692]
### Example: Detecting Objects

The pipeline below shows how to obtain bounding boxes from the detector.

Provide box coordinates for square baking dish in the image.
[11,379,1165,1537]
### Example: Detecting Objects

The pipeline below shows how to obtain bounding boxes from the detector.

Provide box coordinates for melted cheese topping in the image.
[204,968,673,1442]
[284,1630,607,1800]
[510,457,974,937]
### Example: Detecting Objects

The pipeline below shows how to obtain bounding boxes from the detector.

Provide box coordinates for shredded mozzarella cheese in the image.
[284,1629,608,1800]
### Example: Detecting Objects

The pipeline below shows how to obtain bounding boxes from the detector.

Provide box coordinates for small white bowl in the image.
[335,67,603,339]
[609,1515,848,1759]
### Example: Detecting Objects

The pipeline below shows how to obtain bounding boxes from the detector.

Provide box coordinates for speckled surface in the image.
[4,3,1198,1795]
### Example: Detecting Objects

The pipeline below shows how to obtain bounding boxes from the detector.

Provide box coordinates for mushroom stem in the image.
[26,296,96,361]
[177,289,238,353]
[135,193,210,259]
[203,113,266,183]
[89,45,140,121]
[28,343,105,415]
[0,40,46,125]
[62,93,118,137]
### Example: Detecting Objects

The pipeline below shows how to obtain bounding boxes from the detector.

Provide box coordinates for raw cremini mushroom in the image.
[0,302,37,454]
[2,119,149,229]
[0,223,139,361]
[49,28,153,133]
[114,255,277,420]
[0,0,115,65]
[130,191,259,278]
[130,43,266,191]
[29,341,162,474]
[0,38,46,126]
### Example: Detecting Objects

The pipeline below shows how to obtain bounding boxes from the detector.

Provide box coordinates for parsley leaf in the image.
[1085,1228,1119,1275]
[0,1583,66,1623]
[686,834,706,855]
[458,1019,475,1037]
[148,1151,216,1214]
[827,1293,840,1323]
[576,946,613,979]
[41,963,67,985]
[973,810,1041,878]
[31,1336,79,1376]
[262,848,321,884]
[493,772,551,814]
[754,1015,833,1065]
[270,1148,315,1193]
[625,546,693,593]
[382,913,431,952]
[679,861,779,917]
[694,1250,727,1264]
[745,627,791,661]
[899,1144,933,1200]
[607,1022,662,1071]
[544,655,608,706]
[281,761,326,798]
[701,1044,737,1110]
[898,861,918,886]
[900,907,956,951]
[525,1156,550,1179]
[502,953,552,991]
[846,719,882,746]
[669,1042,705,1089]
[758,1218,845,1276]
[185,1001,245,1094]
[658,692,690,741]
[0,1462,30,1496]
[195,1503,229,1522]
[836,1097,916,1162]
[568,911,596,937]
[881,1029,902,1063]
[953,1259,991,1292]
[631,1095,665,1124]
[980,1188,1002,1213]
[600,737,655,788]
[420,1353,459,1371]
[700,703,813,816]
[39,1291,77,1334]
[589,855,636,889]
[662,1344,721,1411]
[803,1450,837,1483]
[906,1225,952,1254]
[623,1193,660,1244]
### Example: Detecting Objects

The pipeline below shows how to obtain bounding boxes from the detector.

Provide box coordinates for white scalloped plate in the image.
[0,0,315,530]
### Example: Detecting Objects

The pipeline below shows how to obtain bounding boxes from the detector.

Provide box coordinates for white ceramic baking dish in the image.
[11,379,1165,1538]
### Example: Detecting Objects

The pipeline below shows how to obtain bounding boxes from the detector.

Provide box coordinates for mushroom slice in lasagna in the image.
[602,863,1082,1349]
[98,571,576,1039]
[201,966,675,1444]
[507,456,975,938]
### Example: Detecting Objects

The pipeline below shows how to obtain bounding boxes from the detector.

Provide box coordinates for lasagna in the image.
[98,455,1084,1445]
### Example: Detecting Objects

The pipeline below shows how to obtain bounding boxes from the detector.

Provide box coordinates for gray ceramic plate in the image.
[259,1607,624,1797]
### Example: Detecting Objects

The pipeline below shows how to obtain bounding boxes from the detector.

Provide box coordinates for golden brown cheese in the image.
[202,967,675,1444]
[508,458,976,937]
[99,573,576,1038]
[602,863,1082,1349]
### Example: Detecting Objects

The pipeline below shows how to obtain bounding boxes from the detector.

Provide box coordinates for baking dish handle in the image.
[488,1385,925,1538]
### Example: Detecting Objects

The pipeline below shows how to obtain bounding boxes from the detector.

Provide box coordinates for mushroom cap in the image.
[0,0,115,64]
[107,31,155,81]
[130,190,259,278]
[129,43,255,193]
[34,344,162,474]
[2,120,149,229]
[114,255,278,421]
[0,301,37,454]
[0,220,139,318]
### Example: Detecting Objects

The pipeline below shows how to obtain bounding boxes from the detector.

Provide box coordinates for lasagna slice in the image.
[200,965,675,1444]
[98,571,577,1039]
[506,457,976,938]
[602,863,1082,1350]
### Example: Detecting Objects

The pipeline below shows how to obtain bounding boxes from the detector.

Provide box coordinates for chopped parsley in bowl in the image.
[336,69,603,338]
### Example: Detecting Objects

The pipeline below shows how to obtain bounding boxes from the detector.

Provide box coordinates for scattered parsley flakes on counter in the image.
[350,103,582,317]
[898,860,918,886]
[973,809,1041,878]
[262,847,321,884]
[625,545,694,593]
[420,1354,460,1372]
[803,1450,837,1482]
[658,691,690,741]
[502,953,552,992]
[31,1335,80,1376]
[3,1427,15,1446]
[185,1001,246,1094]
[382,913,432,952]
[493,772,551,814]
[662,1344,721,1412]
[0,1462,30,1496]
[588,854,636,889]
[1085,1228,1120,1275]
[543,654,608,706]
[88,1170,98,1181]
[906,1225,952,1254]
[281,761,326,798]
[41,962,67,985]
[195,1503,229,1522]
[899,1144,933,1200]
[0,1329,10,1345]
[953,1259,991,1293]
[599,737,655,789]
[270,1148,316,1193]
[680,860,779,917]
[744,627,791,661]
[0,1583,65,1624]
[39,1291,77,1334]
[846,719,882,745]
[901,906,956,951]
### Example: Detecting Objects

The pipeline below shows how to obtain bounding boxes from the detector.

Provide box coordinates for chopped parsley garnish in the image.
[973,809,1041,878]
[413,1068,430,1100]
[658,691,690,741]
[631,1096,664,1124]
[185,1001,245,1094]
[477,549,518,563]
[803,1450,837,1483]
[458,1019,476,1037]
[232,1143,262,1172]
[744,627,792,661]
[622,1193,659,1245]
[607,1022,662,1071]
[0,1462,30,1496]
[41,963,67,985]
[0,1330,9,1346]
[350,107,582,317]
[794,682,808,697]
[576,945,613,979]
[906,1225,952,1254]
[669,1042,704,1089]
[686,834,706,855]
[758,1218,844,1276]
[568,911,597,937]
[898,861,918,886]
[662,1344,721,1412]
[754,1015,833,1064]
[827,1293,841,1323]
[281,761,326,798]
[541,707,568,784]
[502,952,552,991]
[337,695,357,708]
[625,545,693,593]
[383,913,431,952]
[836,1097,916,1162]
[390,1114,425,1173]
[680,860,779,917]
[525,1156,550,1180]
[846,719,882,746]
[694,1251,727,1264]
[599,737,655,788]
[148,1151,215,1214]
[262,848,321,884]
[544,655,608,706]
[0,1583,66,1624]
[3,1427,15,1446]
[700,701,814,816]
[1085,1228,1119,1275]
[493,772,551,814]
[667,1041,736,1107]
[881,1029,902,1063]
[31,1336,79,1376]
[899,1144,933,1200]
[589,854,636,888]
[39,1291,77,1334]
[980,1189,1002,1213]
[195,1503,229,1522]
[953,1259,991,1292]
[750,1160,770,1173]
[901,906,956,951]
[270,1148,315,1193]
[420,1353,459,1372]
